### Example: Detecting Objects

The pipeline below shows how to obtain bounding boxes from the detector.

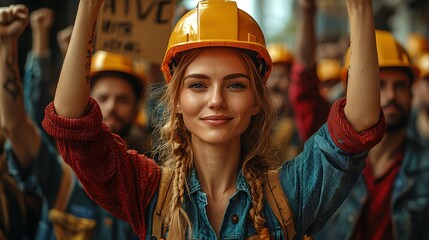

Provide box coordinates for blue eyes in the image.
[228,82,246,89]
[188,82,206,89]
[187,82,246,89]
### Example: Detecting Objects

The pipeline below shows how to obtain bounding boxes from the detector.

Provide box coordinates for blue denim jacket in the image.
[314,137,429,240]
[145,124,369,239]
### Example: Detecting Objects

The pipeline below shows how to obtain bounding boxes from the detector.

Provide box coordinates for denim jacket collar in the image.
[188,167,252,201]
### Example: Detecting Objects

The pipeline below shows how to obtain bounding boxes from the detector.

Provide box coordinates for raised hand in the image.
[0,4,29,40]
[29,8,54,55]
[30,8,54,36]
[57,25,73,57]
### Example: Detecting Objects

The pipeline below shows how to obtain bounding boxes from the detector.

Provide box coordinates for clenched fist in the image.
[0,4,29,39]
[30,8,54,35]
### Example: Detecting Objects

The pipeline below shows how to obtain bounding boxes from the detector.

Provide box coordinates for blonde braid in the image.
[167,118,193,240]
[243,160,268,237]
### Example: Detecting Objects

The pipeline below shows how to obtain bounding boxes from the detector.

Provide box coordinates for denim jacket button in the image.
[347,214,354,222]
[231,214,239,224]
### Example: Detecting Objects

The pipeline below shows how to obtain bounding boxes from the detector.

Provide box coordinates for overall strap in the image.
[263,169,296,240]
[53,162,75,211]
[152,167,174,239]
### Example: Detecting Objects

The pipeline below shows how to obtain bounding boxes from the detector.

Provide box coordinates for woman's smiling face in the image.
[177,47,260,145]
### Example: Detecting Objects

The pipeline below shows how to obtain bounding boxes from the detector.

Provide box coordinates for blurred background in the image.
[3,0,429,72]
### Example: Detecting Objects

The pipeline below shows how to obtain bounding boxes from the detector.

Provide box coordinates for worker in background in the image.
[316,58,344,104]
[267,43,301,160]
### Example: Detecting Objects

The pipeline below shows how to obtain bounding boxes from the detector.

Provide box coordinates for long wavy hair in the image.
[152,47,280,239]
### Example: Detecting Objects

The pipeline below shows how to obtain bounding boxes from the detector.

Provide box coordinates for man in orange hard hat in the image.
[90,50,151,154]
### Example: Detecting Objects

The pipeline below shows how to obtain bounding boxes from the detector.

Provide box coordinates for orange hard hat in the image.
[407,32,429,61]
[416,53,429,78]
[267,43,294,64]
[161,0,272,83]
[317,59,341,82]
[341,30,419,82]
[91,50,145,99]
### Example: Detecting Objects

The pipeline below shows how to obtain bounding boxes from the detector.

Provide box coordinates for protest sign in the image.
[95,0,176,64]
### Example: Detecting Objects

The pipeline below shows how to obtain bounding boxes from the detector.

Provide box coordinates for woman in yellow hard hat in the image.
[42,0,385,239]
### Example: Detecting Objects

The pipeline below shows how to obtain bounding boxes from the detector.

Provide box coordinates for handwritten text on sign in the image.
[96,0,176,64]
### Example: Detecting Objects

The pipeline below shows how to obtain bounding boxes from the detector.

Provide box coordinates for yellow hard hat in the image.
[91,50,145,99]
[416,53,429,78]
[267,43,294,64]
[341,30,419,82]
[317,59,341,82]
[407,32,429,60]
[161,0,272,83]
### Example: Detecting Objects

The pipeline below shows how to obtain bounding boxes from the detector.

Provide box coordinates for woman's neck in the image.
[192,138,241,199]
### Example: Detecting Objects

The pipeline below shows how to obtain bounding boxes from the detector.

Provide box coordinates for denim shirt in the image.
[24,52,56,146]
[314,137,429,240]
[145,124,369,239]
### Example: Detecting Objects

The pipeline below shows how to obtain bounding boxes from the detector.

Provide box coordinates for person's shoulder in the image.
[404,137,429,170]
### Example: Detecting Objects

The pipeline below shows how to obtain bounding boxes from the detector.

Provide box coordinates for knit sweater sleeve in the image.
[42,98,160,238]
[328,98,386,153]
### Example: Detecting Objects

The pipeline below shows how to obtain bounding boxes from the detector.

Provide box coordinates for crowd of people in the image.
[0,0,428,239]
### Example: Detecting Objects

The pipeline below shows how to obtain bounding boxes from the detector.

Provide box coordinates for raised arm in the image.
[53,0,104,118]
[343,0,380,131]
[295,0,316,67]
[30,8,53,56]
[0,5,41,169]
[289,0,331,142]
[24,8,55,133]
